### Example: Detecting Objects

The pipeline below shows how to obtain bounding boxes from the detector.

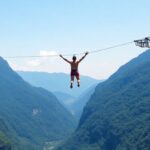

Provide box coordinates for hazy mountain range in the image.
[54,84,97,119]
[17,71,102,119]
[17,71,100,97]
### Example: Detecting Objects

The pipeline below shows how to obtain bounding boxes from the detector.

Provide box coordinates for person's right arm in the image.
[60,55,71,64]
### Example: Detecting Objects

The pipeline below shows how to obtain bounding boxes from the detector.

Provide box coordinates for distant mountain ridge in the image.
[57,49,150,150]
[54,92,77,114]
[17,71,100,97]
[0,57,76,150]
[54,85,98,119]
[17,71,101,118]
[72,84,97,119]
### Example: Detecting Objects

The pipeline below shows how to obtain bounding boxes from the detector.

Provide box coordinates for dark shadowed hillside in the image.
[0,57,76,150]
[56,50,150,150]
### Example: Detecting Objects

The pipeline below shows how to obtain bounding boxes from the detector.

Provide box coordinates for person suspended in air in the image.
[60,52,88,88]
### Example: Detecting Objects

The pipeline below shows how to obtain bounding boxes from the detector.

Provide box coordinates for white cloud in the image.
[40,50,58,57]
[26,50,59,68]
[27,59,41,67]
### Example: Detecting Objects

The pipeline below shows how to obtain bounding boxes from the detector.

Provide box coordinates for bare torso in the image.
[70,61,79,70]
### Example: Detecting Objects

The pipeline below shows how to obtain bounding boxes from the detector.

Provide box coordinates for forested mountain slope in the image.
[0,57,76,150]
[57,50,150,150]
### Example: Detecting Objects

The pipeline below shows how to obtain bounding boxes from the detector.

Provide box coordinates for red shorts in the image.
[71,69,79,78]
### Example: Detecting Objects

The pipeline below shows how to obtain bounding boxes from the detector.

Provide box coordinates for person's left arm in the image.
[78,52,88,63]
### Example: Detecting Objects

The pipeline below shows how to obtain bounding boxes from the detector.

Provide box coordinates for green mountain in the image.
[54,92,77,115]
[0,57,76,150]
[54,86,97,120]
[0,119,11,150]
[72,84,97,119]
[56,50,150,150]
[17,71,101,118]
[54,85,97,120]
[17,71,100,97]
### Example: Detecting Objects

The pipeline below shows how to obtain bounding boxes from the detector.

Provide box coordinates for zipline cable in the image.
[88,41,133,54]
[3,41,134,59]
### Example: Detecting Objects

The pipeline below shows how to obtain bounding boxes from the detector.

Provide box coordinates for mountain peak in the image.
[138,48,150,57]
[0,57,13,73]
[0,56,9,64]
[108,49,150,81]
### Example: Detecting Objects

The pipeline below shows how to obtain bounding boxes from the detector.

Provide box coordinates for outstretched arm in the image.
[78,52,88,63]
[60,54,71,64]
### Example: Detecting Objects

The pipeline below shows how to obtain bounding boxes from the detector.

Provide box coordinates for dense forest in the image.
[0,119,11,150]
[0,57,76,150]
[56,50,150,150]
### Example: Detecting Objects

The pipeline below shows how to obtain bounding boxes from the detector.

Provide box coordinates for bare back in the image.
[60,53,88,71]
[70,61,79,70]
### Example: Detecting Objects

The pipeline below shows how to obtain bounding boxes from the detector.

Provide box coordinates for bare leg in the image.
[76,75,80,87]
[70,76,74,88]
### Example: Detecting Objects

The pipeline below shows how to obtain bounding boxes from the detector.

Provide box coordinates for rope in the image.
[3,41,133,59]
[88,41,133,54]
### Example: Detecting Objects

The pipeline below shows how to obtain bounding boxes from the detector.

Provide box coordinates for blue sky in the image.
[0,0,149,79]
